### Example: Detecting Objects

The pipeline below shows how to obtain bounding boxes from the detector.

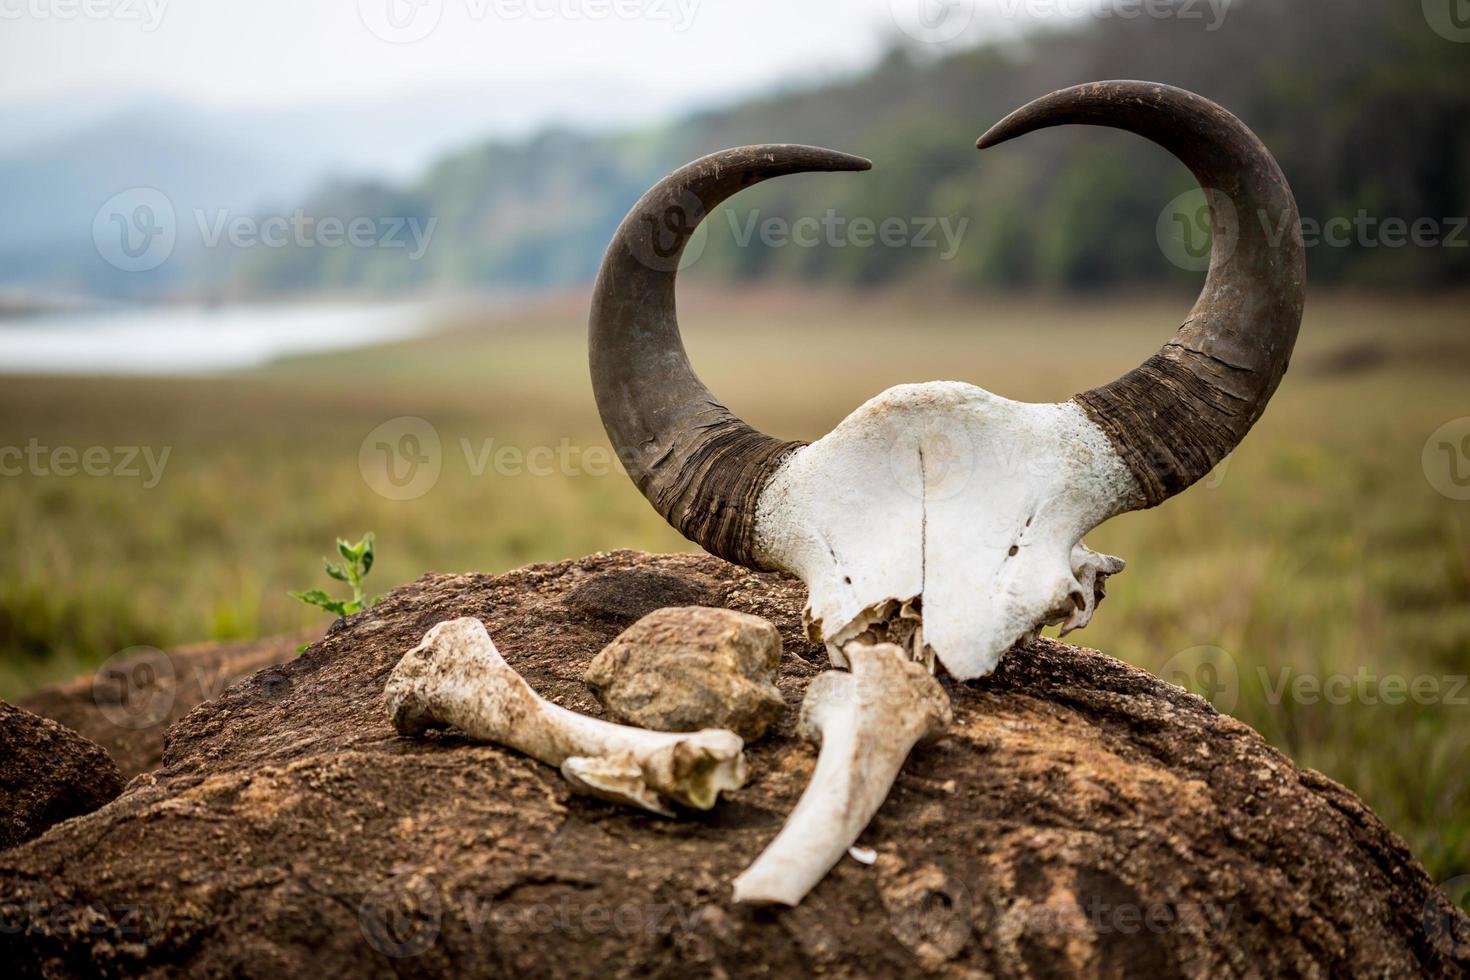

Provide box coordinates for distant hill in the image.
[0,77,697,301]
[0,113,302,299]
[232,0,1469,296]
[5,0,1467,300]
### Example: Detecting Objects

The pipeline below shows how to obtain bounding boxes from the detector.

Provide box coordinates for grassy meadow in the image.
[1,287,1467,879]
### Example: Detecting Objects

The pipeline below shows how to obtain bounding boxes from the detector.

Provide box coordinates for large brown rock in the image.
[0,701,123,851]
[0,551,1465,977]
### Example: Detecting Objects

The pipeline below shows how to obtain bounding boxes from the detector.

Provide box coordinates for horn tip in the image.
[977,80,1190,151]
[975,121,1020,151]
[765,145,871,174]
[831,151,874,173]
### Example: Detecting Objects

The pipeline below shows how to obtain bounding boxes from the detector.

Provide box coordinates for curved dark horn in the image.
[590,144,872,566]
[978,81,1306,508]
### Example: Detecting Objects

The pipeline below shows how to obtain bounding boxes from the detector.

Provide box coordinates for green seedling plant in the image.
[291,533,381,618]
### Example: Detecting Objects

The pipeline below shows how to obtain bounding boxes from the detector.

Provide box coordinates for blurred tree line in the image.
[238,0,1470,294]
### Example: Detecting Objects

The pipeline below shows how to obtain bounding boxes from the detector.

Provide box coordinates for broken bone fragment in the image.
[384,617,747,816]
[584,606,786,741]
[1059,542,1126,636]
[732,642,952,906]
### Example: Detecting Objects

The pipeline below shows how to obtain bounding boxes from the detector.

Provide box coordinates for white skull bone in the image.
[755,382,1138,680]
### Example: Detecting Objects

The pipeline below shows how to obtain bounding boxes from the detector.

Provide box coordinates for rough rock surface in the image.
[0,551,1465,978]
[0,701,124,851]
[17,632,314,779]
[585,606,785,741]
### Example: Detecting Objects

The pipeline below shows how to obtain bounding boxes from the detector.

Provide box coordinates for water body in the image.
[0,302,438,376]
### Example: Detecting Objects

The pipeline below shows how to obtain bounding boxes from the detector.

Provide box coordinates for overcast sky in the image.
[0,0,1040,111]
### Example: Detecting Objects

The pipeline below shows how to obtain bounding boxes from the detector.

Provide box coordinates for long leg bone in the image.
[732,642,952,906]
[385,618,747,816]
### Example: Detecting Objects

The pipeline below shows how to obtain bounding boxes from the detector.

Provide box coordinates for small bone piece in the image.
[585,606,786,741]
[385,618,747,816]
[732,642,951,906]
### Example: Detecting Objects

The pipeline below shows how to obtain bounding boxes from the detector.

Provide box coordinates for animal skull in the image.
[757,382,1135,679]
[588,81,1306,902]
